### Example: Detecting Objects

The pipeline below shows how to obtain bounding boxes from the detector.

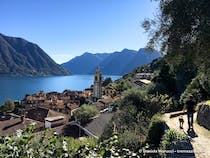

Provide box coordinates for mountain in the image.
[62,48,161,75]
[0,33,70,76]
[62,52,109,74]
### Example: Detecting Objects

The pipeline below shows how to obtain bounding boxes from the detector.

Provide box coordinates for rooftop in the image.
[26,107,68,122]
[45,116,65,122]
[139,79,151,84]
[0,118,43,136]
[84,112,114,136]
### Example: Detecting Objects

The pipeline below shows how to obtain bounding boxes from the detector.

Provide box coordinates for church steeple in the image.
[93,66,102,100]
[96,66,100,72]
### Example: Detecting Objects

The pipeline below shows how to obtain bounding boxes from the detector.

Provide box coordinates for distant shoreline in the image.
[0,75,121,105]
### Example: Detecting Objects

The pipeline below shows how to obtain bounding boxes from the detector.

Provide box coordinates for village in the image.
[0,67,152,138]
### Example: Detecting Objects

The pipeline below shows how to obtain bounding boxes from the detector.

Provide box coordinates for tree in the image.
[73,104,99,124]
[143,0,210,100]
[115,80,131,93]
[152,59,177,95]
[180,72,210,105]
[121,88,145,112]
[102,77,112,87]
[146,114,166,148]
[0,99,15,113]
[143,0,210,55]
[142,0,210,72]
[118,130,141,151]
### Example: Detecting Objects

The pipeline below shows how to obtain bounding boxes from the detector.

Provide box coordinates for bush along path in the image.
[163,112,210,158]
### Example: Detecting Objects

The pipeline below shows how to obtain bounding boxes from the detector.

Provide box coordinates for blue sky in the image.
[0,0,158,64]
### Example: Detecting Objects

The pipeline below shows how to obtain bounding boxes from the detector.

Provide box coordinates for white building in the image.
[45,116,65,128]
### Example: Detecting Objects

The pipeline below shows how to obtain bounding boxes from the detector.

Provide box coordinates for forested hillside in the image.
[0,33,70,76]
[62,48,161,75]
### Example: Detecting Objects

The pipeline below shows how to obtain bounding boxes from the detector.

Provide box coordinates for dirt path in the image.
[163,112,210,158]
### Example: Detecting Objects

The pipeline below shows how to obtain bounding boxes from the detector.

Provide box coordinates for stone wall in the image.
[197,103,210,130]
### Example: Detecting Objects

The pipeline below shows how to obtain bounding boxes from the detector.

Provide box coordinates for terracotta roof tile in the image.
[0,118,43,136]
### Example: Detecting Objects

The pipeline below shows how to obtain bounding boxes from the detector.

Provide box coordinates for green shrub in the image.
[160,129,189,150]
[121,87,177,115]
[0,123,141,157]
[100,122,114,140]
[66,137,96,157]
[145,94,174,116]
[103,106,150,146]
[0,99,15,112]
[102,77,112,87]
[146,114,166,147]
[73,104,99,124]
[115,79,132,93]
[146,82,168,95]
[180,73,210,106]
[118,130,141,151]
[152,60,177,95]
[110,105,139,133]
[121,88,146,112]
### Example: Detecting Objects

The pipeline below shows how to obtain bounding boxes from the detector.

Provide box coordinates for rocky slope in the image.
[197,102,210,130]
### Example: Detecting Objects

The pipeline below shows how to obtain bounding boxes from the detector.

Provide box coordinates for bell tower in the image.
[93,66,102,100]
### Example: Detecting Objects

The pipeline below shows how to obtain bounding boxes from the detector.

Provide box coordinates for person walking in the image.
[185,99,195,130]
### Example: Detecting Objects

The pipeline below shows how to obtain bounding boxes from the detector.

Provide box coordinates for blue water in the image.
[0,75,121,105]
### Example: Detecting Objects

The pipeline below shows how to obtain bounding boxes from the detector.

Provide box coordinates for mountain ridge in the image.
[0,33,70,76]
[62,48,161,75]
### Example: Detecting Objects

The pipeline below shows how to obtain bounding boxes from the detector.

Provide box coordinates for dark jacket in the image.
[186,100,195,113]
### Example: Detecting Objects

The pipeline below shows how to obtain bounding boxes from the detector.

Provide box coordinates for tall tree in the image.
[143,0,210,56]
[143,0,210,96]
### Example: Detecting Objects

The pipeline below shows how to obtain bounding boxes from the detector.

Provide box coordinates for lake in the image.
[0,75,121,105]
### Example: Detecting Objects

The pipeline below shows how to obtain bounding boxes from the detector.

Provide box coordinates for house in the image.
[0,107,70,137]
[104,86,116,98]
[100,96,113,105]
[84,112,114,137]
[92,101,105,111]
[45,116,66,128]
[22,90,85,115]
[91,96,113,111]
[64,112,114,138]
[0,117,43,136]
[67,103,80,116]
[133,79,151,88]
[25,107,69,123]
[83,88,93,98]
[134,73,153,80]
[0,113,19,121]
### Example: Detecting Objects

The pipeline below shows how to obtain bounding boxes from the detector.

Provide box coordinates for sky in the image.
[0,0,158,64]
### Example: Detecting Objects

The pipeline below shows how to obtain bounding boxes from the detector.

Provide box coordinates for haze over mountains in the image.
[62,49,161,75]
[0,33,70,76]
